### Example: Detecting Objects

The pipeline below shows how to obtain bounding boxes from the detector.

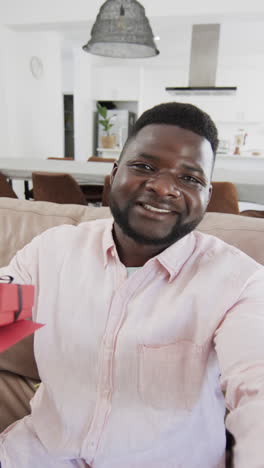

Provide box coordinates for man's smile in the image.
[134,201,179,220]
[142,203,171,214]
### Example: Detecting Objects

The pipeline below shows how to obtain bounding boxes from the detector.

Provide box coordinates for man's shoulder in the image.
[31,218,113,252]
[39,217,112,238]
[194,230,262,271]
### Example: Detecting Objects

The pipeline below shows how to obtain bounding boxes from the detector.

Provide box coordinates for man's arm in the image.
[214,268,264,468]
[0,240,37,285]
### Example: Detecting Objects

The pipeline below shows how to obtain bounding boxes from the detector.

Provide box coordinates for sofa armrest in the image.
[0,371,38,432]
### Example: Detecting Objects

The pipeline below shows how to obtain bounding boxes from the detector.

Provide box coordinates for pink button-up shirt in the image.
[0,218,264,468]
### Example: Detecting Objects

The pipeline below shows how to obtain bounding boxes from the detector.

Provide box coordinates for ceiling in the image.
[4,0,264,26]
[5,1,264,64]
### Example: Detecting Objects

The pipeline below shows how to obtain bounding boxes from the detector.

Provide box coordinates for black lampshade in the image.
[83,0,159,58]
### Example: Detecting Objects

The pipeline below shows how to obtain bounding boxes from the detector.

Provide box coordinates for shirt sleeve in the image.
[0,224,67,284]
[214,267,264,468]
[0,234,41,285]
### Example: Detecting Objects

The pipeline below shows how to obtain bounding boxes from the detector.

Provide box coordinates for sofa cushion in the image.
[0,198,263,267]
[197,212,264,265]
[0,371,38,432]
[0,198,111,267]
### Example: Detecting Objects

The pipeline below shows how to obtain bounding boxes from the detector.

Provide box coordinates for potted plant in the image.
[97,103,117,149]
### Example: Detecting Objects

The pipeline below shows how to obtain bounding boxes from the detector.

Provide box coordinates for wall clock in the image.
[30,56,44,79]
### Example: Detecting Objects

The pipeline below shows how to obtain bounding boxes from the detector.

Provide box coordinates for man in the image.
[0,102,264,467]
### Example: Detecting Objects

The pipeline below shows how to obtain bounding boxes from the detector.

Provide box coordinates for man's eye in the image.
[181,175,202,185]
[131,163,153,172]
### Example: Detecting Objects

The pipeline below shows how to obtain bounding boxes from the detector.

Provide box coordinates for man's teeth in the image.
[143,204,171,213]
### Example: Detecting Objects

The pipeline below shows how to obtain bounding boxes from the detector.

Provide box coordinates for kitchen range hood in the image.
[166,24,237,96]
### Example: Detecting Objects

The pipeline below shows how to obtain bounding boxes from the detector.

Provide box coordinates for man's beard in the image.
[109,194,204,247]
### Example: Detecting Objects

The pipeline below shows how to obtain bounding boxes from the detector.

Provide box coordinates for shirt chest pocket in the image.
[138,341,208,411]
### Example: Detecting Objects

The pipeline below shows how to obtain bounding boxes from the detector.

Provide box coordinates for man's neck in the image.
[112,224,170,267]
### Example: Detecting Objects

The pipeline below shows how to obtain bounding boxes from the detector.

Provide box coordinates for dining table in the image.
[0,158,113,185]
[0,158,114,199]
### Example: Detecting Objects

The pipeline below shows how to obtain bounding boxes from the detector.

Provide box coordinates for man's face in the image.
[109,124,213,249]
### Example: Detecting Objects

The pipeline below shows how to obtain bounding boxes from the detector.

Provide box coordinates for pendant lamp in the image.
[82,0,159,58]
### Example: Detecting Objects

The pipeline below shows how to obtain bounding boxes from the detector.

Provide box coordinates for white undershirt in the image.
[126,267,140,277]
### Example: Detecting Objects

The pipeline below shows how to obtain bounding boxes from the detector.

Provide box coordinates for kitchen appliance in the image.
[166,24,237,96]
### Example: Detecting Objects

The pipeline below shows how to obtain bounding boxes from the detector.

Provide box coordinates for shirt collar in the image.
[154,232,197,282]
[102,218,116,267]
[102,218,197,280]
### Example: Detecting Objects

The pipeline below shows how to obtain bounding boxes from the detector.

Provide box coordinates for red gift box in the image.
[0,283,34,326]
[0,277,44,352]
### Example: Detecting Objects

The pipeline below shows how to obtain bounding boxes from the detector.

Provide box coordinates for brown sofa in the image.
[0,197,264,432]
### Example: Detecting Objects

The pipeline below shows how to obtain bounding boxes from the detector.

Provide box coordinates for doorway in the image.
[64,94,74,159]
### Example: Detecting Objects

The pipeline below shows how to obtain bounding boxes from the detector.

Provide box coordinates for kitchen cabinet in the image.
[92,67,139,102]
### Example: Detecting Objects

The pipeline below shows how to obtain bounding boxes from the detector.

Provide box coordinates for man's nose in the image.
[144,173,181,198]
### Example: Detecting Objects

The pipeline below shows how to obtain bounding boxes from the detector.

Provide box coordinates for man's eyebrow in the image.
[181,163,205,176]
[136,153,160,161]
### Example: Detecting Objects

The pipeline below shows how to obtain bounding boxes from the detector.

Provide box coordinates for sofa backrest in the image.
[0,197,263,267]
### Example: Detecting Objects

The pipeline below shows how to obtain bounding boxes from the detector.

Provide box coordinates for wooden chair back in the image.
[102,175,111,206]
[207,182,239,214]
[0,172,18,198]
[32,172,87,205]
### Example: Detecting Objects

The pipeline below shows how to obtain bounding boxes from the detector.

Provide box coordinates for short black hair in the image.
[121,101,218,158]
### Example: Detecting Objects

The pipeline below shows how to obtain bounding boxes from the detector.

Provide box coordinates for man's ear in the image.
[206,183,213,207]
[110,162,119,185]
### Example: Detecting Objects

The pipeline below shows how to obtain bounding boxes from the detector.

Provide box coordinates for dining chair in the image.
[32,172,87,205]
[102,175,111,207]
[78,157,115,203]
[79,184,104,204]
[45,157,105,204]
[0,172,18,198]
[240,209,264,218]
[207,182,239,214]
[25,156,72,199]
[27,160,74,200]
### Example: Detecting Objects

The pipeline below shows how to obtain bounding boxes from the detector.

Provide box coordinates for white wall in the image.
[73,48,93,160]
[15,31,64,159]
[91,65,140,102]
[0,28,64,159]
[0,27,18,158]
[62,53,74,95]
